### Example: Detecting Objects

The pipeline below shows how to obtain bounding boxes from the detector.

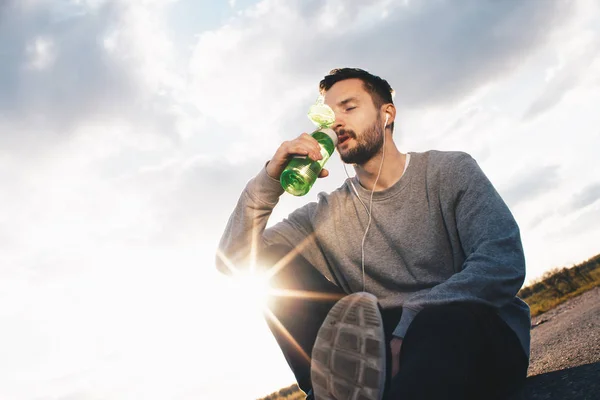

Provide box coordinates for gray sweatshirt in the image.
[217,150,531,358]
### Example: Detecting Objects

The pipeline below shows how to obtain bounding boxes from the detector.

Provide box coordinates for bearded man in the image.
[217,68,530,400]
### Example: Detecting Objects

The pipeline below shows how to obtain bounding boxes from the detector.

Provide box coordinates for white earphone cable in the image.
[343,114,388,292]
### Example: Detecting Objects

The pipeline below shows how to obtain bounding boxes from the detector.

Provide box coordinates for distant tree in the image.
[557,267,577,293]
[542,267,565,297]
[574,265,593,283]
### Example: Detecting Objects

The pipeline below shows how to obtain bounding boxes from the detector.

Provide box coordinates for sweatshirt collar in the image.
[348,152,414,201]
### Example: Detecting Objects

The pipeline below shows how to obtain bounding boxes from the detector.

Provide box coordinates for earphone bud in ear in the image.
[385,113,389,126]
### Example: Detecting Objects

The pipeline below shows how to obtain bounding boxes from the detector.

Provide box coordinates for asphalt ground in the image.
[509,286,600,400]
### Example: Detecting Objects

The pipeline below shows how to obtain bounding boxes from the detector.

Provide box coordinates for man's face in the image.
[323,78,384,165]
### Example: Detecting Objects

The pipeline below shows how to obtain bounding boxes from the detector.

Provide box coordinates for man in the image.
[216,68,530,400]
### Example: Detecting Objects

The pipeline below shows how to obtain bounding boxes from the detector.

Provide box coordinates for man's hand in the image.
[390,337,403,379]
[266,133,329,180]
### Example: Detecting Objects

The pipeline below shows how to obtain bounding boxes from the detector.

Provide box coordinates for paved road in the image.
[509,286,600,400]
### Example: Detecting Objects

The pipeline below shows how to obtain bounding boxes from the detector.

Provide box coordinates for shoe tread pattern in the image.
[311,292,385,400]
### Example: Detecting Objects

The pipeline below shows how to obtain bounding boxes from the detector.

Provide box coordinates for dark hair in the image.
[319,68,394,109]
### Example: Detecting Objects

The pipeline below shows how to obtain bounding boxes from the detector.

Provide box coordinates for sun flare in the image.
[229,270,272,312]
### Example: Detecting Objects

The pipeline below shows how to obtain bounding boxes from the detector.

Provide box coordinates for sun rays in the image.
[216,244,341,309]
[263,308,312,364]
[216,222,343,364]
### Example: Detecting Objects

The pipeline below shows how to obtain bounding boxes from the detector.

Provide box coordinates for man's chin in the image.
[340,150,379,166]
[340,153,364,165]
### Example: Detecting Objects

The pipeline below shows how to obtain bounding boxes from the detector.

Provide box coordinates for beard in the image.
[338,116,384,165]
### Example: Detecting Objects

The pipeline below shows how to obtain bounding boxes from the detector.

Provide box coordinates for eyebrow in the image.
[338,97,359,106]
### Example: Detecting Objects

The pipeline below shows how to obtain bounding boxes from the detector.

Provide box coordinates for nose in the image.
[332,113,344,132]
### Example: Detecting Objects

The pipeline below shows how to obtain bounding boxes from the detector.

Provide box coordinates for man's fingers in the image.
[391,359,400,379]
[297,134,323,159]
[318,168,329,178]
[390,338,403,378]
[282,137,322,160]
[268,133,324,179]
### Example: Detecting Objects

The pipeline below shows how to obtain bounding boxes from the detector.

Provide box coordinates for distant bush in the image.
[518,253,600,317]
[256,383,304,400]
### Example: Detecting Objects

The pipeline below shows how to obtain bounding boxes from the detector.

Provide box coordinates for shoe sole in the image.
[310,292,386,400]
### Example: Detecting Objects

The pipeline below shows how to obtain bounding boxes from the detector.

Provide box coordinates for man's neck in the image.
[353,137,406,191]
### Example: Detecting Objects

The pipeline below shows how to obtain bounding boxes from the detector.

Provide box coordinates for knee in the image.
[400,303,491,364]
[256,244,302,288]
[256,244,295,269]
[405,303,487,338]
[259,245,327,293]
[394,305,486,387]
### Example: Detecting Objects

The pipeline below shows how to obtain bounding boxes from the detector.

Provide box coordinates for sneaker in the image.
[310,292,386,400]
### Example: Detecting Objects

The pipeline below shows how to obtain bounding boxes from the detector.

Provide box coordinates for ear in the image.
[382,104,396,128]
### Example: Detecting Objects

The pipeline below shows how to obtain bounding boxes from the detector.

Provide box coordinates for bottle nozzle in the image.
[308,96,335,129]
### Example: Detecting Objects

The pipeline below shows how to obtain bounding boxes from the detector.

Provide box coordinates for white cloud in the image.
[25,36,56,70]
[524,28,600,120]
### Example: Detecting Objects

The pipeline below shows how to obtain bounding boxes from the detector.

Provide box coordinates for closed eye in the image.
[346,107,356,112]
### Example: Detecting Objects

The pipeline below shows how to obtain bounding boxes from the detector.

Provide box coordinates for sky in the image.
[1,0,600,399]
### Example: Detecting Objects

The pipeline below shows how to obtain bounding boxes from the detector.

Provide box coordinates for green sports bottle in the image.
[280,98,338,196]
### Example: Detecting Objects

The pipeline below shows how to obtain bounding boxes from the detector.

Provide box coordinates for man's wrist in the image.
[252,162,285,200]
[265,161,278,180]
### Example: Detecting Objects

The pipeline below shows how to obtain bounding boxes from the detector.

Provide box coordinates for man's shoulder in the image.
[419,149,473,167]
[415,150,478,184]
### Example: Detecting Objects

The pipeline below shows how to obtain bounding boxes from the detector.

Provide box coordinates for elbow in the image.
[514,249,526,287]
[512,267,526,292]
[515,266,526,291]
[507,256,526,295]
[215,252,235,277]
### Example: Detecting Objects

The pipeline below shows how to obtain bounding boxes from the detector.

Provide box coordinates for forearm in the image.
[216,165,285,275]
[393,234,525,338]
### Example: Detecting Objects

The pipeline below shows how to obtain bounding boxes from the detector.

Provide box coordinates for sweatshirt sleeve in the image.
[393,153,526,339]
[215,164,317,275]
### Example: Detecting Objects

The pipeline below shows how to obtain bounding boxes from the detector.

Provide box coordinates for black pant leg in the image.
[258,244,346,394]
[386,303,528,400]
[380,307,403,394]
[472,304,529,399]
